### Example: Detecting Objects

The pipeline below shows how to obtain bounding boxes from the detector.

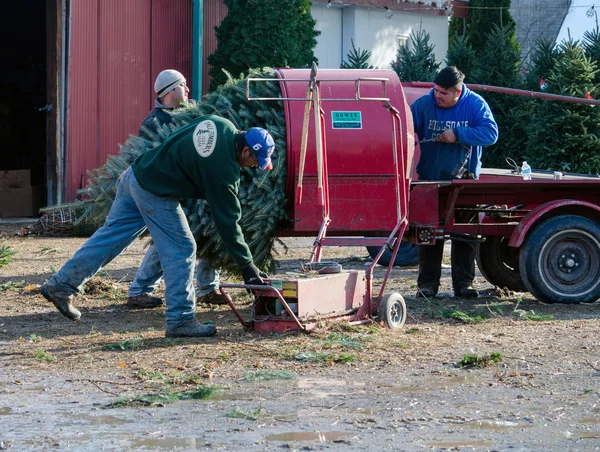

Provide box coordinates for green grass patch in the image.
[512,309,553,321]
[445,309,486,324]
[104,386,215,409]
[295,351,356,364]
[135,368,204,386]
[456,352,503,368]
[0,243,16,268]
[103,335,145,351]
[35,348,56,362]
[29,334,43,342]
[0,280,24,293]
[38,246,61,255]
[243,370,297,382]
[225,407,264,420]
[317,332,363,349]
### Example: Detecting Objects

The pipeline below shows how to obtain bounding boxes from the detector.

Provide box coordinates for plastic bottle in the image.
[521,161,532,180]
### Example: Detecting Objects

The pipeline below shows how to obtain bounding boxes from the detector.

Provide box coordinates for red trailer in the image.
[220,66,600,333]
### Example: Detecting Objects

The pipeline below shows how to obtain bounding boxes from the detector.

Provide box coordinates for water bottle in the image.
[521,161,532,180]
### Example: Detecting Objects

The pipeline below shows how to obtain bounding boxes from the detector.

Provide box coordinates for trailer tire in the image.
[367,242,419,267]
[476,236,527,292]
[519,215,600,303]
[376,293,407,329]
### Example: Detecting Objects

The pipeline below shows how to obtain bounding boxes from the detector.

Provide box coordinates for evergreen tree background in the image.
[449,0,514,53]
[467,24,528,168]
[445,34,477,80]
[208,0,319,91]
[524,39,559,90]
[391,28,439,82]
[525,39,600,174]
[340,39,375,69]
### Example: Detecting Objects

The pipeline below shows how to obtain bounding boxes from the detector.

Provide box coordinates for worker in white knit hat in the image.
[138,69,191,140]
[128,70,225,311]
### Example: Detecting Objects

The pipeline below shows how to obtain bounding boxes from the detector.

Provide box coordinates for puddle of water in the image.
[265,431,351,442]
[126,437,206,450]
[297,379,365,388]
[463,420,533,431]
[425,440,492,448]
[59,412,131,426]
[580,432,600,439]
[21,386,46,392]
[210,393,254,402]
[578,417,600,424]
[350,408,378,415]
[0,407,12,415]
[384,386,427,393]
[444,374,481,385]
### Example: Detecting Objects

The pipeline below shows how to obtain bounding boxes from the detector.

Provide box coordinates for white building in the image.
[311,0,451,70]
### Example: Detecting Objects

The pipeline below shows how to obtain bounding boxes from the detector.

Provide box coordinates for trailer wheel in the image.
[476,236,527,292]
[519,215,600,303]
[376,293,407,329]
[367,242,419,267]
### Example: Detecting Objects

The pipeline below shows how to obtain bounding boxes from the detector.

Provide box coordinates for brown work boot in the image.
[454,286,479,298]
[166,320,217,338]
[197,290,227,305]
[126,294,164,309]
[40,284,81,321]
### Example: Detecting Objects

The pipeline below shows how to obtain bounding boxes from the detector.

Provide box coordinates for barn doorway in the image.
[0,0,64,216]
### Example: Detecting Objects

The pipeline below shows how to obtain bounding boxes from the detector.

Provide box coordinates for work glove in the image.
[241,263,268,286]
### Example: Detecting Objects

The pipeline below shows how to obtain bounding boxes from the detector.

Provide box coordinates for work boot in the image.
[126,294,164,309]
[454,286,479,298]
[40,284,81,321]
[416,286,437,299]
[197,290,227,305]
[165,320,217,338]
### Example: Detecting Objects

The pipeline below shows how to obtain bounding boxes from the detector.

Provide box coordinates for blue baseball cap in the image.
[245,127,275,171]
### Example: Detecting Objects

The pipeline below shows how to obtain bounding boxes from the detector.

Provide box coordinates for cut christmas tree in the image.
[41,68,288,275]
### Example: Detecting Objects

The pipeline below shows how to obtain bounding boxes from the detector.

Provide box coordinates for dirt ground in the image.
[1,220,599,451]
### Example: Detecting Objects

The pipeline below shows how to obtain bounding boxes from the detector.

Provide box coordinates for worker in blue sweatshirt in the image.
[410,66,498,299]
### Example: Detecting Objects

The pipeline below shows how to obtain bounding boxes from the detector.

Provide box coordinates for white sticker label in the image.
[193,120,217,158]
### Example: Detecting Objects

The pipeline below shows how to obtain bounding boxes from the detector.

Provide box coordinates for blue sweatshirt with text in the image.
[410,85,498,180]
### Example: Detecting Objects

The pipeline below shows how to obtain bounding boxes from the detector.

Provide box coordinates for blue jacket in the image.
[410,86,498,180]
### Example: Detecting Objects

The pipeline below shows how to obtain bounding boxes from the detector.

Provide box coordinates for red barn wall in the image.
[66,0,192,201]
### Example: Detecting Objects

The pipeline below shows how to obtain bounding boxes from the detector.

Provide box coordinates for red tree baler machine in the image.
[221,65,416,332]
[221,65,600,333]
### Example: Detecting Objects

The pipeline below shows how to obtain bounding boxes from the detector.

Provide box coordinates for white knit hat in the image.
[154,69,185,98]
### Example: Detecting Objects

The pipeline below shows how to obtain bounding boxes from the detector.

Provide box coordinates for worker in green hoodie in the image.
[41,116,275,338]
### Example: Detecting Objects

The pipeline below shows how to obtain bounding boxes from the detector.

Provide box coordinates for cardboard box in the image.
[0,186,43,217]
[0,169,31,189]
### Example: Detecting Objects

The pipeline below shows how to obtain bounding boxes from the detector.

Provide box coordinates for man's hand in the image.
[437,129,457,143]
[241,264,267,286]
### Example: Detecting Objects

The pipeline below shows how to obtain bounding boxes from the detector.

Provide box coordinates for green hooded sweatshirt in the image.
[131,115,252,267]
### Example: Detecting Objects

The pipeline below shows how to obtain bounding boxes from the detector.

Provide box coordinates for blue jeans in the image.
[129,248,221,298]
[46,167,197,329]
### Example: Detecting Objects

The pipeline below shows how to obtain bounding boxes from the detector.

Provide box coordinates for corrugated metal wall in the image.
[66,0,192,201]
[202,0,228,95]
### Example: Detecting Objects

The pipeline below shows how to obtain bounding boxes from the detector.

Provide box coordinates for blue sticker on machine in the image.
[331,111,362,129]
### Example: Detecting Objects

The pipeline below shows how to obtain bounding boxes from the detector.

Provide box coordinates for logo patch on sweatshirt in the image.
[193,120,217,158]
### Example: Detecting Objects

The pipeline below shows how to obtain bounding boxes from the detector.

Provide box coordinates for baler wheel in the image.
[476,236,527,292]
[376,293,407,329]
[519,215,600,303]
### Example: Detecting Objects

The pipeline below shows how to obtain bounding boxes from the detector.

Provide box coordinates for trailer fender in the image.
[509,200,600,247]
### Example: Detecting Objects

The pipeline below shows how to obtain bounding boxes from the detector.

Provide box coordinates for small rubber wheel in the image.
[519,215,600,303]
[376,293,407,329]
[367,241,419,267]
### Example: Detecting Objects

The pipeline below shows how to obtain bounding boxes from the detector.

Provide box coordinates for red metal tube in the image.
[406,82,600,106]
